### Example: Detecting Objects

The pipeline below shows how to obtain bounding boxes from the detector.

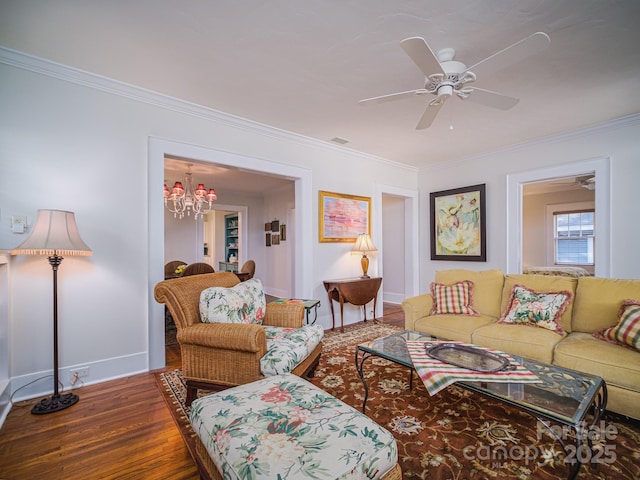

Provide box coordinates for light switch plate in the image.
[11,215,27,234]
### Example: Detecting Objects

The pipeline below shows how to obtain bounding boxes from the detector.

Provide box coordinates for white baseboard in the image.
[383,292,404,305]
[0,379,11,428]
[4,352,148,407]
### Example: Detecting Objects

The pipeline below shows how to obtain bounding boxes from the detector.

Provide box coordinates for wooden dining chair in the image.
[239,260,255,280]
[164,260,187,278]
[181,262,215,276]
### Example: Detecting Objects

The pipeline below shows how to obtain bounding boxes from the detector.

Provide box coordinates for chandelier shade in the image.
[164,164,217,219]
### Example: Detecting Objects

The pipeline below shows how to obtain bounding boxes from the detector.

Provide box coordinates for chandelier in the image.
[163,164,217,219]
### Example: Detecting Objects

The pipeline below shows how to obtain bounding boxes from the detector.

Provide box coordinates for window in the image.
[553,210,594,265]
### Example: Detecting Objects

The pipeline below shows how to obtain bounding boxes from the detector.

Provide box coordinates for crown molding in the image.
[425,112,640,172]
[0,46,416,173]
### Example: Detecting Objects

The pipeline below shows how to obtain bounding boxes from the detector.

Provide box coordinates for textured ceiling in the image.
[2,0,640,169]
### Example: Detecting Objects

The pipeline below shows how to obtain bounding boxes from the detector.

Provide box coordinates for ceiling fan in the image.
[552,174,596,190]
[360,32,550,129]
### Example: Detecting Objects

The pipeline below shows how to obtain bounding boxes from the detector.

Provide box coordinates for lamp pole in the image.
[31,254,79,414]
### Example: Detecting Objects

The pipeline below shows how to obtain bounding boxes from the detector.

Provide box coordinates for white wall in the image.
[418,116,640,290]
[0,50,418,403]
[382,195,406,304]
[262,185,295,298]
[164,209,202,265]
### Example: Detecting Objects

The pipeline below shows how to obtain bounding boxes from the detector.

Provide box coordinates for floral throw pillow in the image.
[499,285,572,335]
[593,300,640,351]
[429,280,479,316]
[199,278,266,324]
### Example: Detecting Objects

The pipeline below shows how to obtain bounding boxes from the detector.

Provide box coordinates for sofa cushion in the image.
[499,285,572,335]
[429,280,479,316]
[260,325,324,376]
[554,332,640,392]
[572,277,640,333]
[501,274,577,334]
[435,269,504,318]
[190,374,398,480]
[472,323,563,364]
[414,314,496,344]
[199,278,266,324]
[593,300,640,351]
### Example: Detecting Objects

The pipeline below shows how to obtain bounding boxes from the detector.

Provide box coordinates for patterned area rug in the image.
[155,322,640,479]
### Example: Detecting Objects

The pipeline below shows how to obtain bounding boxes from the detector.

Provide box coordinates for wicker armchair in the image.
[154,272,322,405]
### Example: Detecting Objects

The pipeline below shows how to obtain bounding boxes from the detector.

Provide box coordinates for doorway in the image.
[148,137,313,370]
[204,207,246,271]
[375,184,420,318]
[506,157,611,276]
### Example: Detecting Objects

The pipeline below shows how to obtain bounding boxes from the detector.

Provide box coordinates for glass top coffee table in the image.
[355,330,608,480]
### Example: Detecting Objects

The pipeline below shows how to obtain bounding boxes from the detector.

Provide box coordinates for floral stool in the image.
[190,373,402,480]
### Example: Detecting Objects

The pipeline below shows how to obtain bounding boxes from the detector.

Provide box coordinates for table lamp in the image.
[351,233,378,278]
[12,210,92,414]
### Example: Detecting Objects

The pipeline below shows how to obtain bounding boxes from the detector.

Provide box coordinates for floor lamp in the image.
[12,210,92,414]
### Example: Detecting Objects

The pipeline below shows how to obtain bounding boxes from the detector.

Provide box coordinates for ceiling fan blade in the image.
[466,32,550,79]
[466,87,519,110]
[576,174,595,183]
[416,102,443,130]
[400,37,445,77]
[359,89,427,105]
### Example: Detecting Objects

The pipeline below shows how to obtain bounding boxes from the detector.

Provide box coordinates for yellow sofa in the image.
[402,269,640,420]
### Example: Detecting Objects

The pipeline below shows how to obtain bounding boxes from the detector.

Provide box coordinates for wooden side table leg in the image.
[373,295,378,321]
[327,291,336,330]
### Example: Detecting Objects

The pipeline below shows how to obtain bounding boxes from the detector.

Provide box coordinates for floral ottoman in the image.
[190,373,400,480]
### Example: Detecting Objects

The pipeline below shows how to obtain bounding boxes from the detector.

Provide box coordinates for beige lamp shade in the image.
[351,233,378,255]
[351,233,377,278]
[12,210,92,256]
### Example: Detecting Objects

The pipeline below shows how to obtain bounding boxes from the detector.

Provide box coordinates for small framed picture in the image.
[264,222,272,231]
[272,233,280,245]
[280,224,286,241]
[266,233,272,247]
[271,220,280,232]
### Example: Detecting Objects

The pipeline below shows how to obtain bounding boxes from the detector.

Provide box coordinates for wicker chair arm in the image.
[178,323,267,354]
[263,303,305,328]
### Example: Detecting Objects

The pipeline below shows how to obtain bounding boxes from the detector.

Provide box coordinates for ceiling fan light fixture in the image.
[438,84,454,98]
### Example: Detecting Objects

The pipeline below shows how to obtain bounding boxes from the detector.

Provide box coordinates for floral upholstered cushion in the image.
[429,280,479,316]
[499,284,572,335]
[261,325,324,376]
[593,299,640,351]
[190,374,398,480]
[199,278,266,324]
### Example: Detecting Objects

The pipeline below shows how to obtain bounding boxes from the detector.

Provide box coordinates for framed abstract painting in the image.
[430,183,486,261]
[319,190,371,242]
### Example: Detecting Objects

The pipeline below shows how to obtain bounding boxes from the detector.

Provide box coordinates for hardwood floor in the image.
[0,303,404,479]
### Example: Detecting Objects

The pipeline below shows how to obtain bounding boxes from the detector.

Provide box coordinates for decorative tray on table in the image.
[424,343,515,373]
